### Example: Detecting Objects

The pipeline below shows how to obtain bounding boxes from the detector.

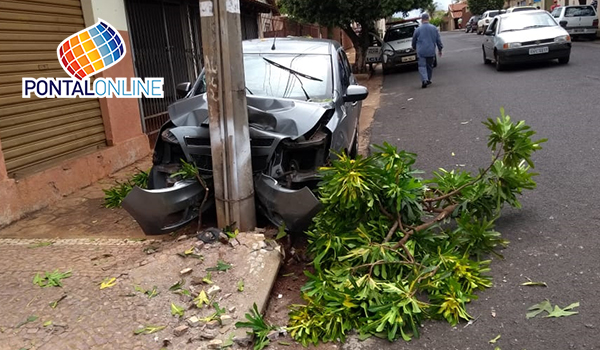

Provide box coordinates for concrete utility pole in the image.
[199,0,256,231]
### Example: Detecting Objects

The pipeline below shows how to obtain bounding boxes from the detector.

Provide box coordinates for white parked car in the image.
[551,5,598,39]
[477,9,504,34]
[506,6,537,13]
[482,10,571,71]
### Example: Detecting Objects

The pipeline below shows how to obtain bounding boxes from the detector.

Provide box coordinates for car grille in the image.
[521,38,554,46]
[191,154,269,172]
[186,136,274,147]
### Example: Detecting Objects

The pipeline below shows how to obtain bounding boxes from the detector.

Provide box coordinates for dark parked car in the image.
[123,38,369,234]
[466,15,480,33]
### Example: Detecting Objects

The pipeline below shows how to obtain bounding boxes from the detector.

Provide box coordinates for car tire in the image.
[558,55,570,64]
[495,52,504,71]
[483,48,491,64]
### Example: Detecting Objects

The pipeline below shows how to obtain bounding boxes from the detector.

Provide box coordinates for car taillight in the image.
[593,19,598,28]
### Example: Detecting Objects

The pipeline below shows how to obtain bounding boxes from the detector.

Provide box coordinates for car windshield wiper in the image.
[262,57,323,101]
[245,86,253,95]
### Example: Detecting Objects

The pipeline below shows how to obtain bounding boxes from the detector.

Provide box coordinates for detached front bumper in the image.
[255,174,321,232]
[122,180,203,235]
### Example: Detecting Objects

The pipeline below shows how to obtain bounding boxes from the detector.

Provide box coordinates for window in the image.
[384,25,417,42]
[499,12,557,32]
[565,6,596,17]
[337,50,350,89]
[551,8,562,17]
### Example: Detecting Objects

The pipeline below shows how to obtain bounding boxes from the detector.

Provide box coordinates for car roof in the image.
[242,37,339,55]
[497,9,550,19]
[388,21,419,29]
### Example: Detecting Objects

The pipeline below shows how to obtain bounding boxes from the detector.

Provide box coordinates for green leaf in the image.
[526,300,553,319]
[275,224,287,240]
[545,303,579,318]
[238,279,245,292]
[33,270,72,288]
[171,303,185,318]
[16,315,38,328]
[28,241,53,249]
[206,260,232,272]
[521,281,547,287]
[169,279,185,291]
[133,325,166,335]
[194,290,210,308]
[43,320,52,327]
[489,334,501,344]
[100,277,117,290]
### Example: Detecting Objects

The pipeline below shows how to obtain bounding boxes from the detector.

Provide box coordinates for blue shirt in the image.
[411,23,443,58]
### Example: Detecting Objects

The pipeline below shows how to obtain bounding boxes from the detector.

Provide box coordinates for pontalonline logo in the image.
[22,19,163,99]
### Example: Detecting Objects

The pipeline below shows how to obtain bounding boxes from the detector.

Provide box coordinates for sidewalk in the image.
[0,160,282,350]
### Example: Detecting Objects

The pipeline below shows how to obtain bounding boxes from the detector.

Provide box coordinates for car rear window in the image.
[565,6,596,17]
[551,8,562,17]
[513,7,536,12]
[384,25,417,42]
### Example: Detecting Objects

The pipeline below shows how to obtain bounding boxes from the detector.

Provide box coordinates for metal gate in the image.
[125,0,203,146]
[0,0,107,178]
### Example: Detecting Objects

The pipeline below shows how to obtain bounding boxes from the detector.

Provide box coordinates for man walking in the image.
[412,13,443,89]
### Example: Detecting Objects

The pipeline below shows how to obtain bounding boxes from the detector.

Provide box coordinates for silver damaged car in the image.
[123,38,368,235]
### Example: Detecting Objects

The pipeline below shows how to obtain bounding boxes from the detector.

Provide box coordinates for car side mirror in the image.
[559,20,568,28]
[176,82,191,99]
[344,85,369,103]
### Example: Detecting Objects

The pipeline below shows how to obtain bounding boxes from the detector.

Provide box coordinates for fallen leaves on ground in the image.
[527,300,579,319]
[100,277,117,289]
[133,325,166,335]
[33,270,72,288]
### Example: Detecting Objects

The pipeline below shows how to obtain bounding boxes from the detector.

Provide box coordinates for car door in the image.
[483,18,499,58]
[334,48,359,151]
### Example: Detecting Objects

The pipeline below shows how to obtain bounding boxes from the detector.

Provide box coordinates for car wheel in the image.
[495,52,504,71]
[558,55,570,64]
[483,47,491,64]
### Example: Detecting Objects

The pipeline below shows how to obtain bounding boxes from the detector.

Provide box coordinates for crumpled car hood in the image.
[167,94,333,139]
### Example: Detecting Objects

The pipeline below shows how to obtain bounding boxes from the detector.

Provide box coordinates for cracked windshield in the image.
[243,53,332,101]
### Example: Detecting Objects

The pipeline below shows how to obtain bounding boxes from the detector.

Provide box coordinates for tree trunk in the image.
[342,23,371,74]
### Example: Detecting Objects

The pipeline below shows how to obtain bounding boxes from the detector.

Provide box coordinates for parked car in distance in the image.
[506,6,538,13]
[122,38,368,234]
[466,15,481,33]
[477,10,504,34]
[482,10,571,71]
[551,5,598,39]
[380,21,437,74]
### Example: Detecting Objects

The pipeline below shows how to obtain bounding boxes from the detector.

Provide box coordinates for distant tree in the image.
[423,1,439,16]
[278,0,432,73]
[467,0,504,15]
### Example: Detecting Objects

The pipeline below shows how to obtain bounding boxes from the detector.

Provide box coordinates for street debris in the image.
[206,260,232,272]
[33,270,72,288]
[100,277,117,289]
[527,300,579,319]
[489,334,501,344]
[180,267,193,275]
[27,241,53,249]
[133,285,159,298]
[194,290,210,308]
[237,279,244,292]
[168,279,186,292]
[133,325,166,335]
[43,320,52,327]
[171,303,185,318]
[48,295,67,309]
[207,285,221,296]
[521,281,547,287]
[172,324,189,336]
[16,315,38,328]
[491,307,497,318]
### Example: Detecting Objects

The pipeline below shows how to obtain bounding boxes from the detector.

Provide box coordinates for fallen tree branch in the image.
[392,204,459,250]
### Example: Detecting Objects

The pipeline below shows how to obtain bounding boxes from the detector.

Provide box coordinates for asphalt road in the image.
[346,31,600,350]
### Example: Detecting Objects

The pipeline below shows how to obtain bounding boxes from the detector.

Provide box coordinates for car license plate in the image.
[401,55,416,62]
[529,47,549,55]
[573,29,584,33]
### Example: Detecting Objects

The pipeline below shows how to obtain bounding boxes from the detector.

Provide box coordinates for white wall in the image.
[80,0,129,31]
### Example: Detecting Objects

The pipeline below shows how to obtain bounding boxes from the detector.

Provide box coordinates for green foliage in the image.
[235,303,280,350]
[206,260,233,272]
[103,169,149,208]
[278,0,432,72]
[170,159,199,180]
[33,270,72,288]
[288,110,546,345]
[467,0,505,15]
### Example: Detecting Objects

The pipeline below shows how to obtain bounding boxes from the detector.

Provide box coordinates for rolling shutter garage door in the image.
[0,0,106,177]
